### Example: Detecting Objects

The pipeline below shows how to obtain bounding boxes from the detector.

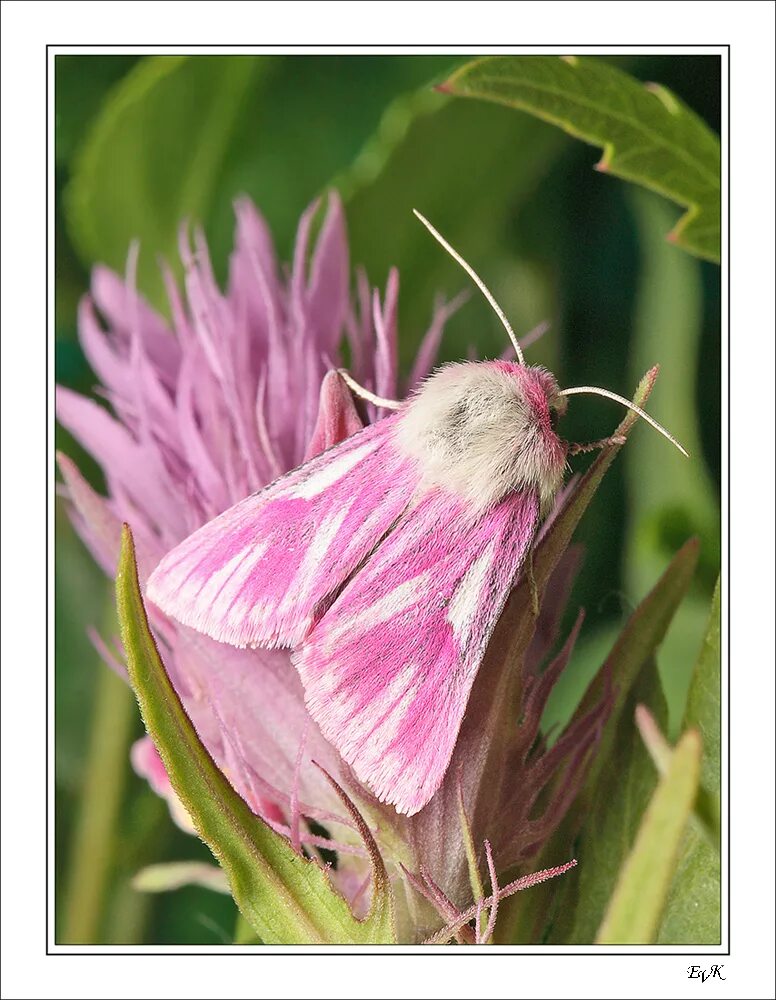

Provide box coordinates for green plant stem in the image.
[104,879,153,945]
[60,663,136,944]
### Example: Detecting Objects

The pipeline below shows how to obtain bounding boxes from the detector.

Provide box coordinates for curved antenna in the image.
[413,209,525,365]
[560,385,689,457]
[337,369,402,410]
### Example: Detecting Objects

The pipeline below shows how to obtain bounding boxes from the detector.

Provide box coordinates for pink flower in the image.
[57,193,595,941]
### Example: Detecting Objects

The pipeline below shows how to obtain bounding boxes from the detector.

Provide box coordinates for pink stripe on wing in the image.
[296,487,540,815]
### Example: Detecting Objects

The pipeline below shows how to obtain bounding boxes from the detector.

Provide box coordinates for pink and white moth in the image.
[147,211,687,817]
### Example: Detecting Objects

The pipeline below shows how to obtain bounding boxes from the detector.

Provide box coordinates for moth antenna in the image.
[560,385,689,458]
[337,369,403,410]
[412,209,525,365]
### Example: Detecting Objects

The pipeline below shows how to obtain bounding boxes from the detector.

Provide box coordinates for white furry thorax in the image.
[396,361,568,514]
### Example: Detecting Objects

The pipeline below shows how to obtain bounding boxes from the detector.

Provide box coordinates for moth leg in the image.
[567,434,627,456]
[526,546,540,619]
[337,369,403,410]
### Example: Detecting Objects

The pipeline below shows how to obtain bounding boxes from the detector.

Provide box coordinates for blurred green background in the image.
[55,53,721,944]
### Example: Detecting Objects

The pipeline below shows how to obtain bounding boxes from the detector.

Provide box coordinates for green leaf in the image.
[66,56,264,307]
[64,55,458,311]
[657,829,720,945]
[54,55,140,167]
[635,705,719,848]
[441,55,720,262]
[655,579,721,944]
[559,667,669,944]
[578,537,700,800]
[234,912,261,945]
[596,729,701,944]
[626,190,720,735]
[508,537,698,944]
[555,540,698,943]
[684,578,721,788]
[116,525,395,945]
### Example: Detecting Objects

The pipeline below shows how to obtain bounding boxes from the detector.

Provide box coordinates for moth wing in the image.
[295,487,540,815]
[147,415,419,648]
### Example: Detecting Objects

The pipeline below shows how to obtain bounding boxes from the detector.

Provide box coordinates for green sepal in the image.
[116,524,395,945]
[596,729,702,943]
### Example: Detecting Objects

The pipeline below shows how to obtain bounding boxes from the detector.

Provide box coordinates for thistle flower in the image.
[57,193,602,942]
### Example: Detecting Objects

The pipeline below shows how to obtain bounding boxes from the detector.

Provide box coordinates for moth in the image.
[147,211,686,816]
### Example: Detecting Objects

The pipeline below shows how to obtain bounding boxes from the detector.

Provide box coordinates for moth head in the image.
[412,209,688,463]
[509,363,568,427]
[493,361,570,508]
[397,361,570,514]
[549,387,568,430]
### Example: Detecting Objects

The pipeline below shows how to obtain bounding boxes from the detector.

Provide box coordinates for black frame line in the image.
[46,42,730,957]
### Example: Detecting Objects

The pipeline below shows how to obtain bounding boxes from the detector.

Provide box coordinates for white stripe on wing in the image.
[285,438,382,500]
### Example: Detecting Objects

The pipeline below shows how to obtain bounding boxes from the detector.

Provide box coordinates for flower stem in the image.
[60,662,136,943]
